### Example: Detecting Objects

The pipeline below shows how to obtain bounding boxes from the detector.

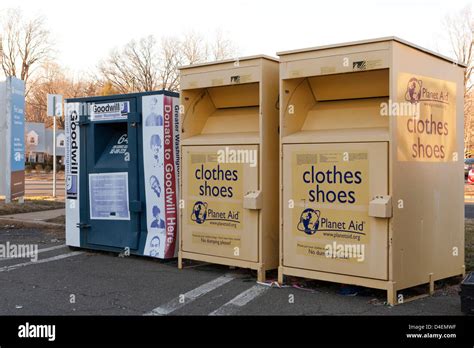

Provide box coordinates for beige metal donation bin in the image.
[178,55,280,281]
[277,37,465,305]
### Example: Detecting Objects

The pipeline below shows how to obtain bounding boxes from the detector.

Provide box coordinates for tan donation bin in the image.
[277,37,465,305]
[178,55,280,281]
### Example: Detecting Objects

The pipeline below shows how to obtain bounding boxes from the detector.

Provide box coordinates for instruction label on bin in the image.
[89,172,130,220]
[290,150,370,258]
[397,73,456,162]
[187,152,244,240]
[295,240,364,263]
[185,149,251,251]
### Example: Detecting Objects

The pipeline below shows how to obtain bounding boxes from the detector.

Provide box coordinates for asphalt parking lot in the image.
[0,224,465,316]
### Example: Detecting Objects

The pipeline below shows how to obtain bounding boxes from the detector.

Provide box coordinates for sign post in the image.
[0,77,26,203]
[47,94,63,198]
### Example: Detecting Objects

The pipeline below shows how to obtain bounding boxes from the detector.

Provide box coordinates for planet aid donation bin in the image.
[65,91,180,259]
[277,37,465,305]
[178,55,279,281]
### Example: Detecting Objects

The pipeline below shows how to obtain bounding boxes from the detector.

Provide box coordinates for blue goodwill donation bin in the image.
[64,91,180,259]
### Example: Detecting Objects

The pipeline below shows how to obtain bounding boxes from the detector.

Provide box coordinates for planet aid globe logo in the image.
[190,200,240,227]
[405,77,422,104]
[296,208,366,239]
[297,208,321,235]
[191,201,208,224]
[404,76,450,105]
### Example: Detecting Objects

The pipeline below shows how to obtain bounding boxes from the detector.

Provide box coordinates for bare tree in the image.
[211,29,237,61]
[159,37,182,91]
[0,9,20,78]
[0,8,53,95]
[126,36,159,92]
[179,30,237,63]
[98,31,238,93]
[180,31,209,65]
[98,36,159,93]
[444,6,474,154]
[27,62,100,128]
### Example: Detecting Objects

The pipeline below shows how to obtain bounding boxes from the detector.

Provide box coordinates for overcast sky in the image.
[1,0,472,74]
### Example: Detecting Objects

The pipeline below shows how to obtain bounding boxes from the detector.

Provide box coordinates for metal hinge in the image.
[76,222,91,229]
[128,112,142,125]
[79,115,90,126]
[129,200,143,213]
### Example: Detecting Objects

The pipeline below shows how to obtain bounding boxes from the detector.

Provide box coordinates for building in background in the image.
[25,122,65,165]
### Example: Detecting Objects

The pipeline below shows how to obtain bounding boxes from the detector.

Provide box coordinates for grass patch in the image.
[466,219,474,272]
[0,198,64,216]
[0,220,65,235]
[44,215,65,225]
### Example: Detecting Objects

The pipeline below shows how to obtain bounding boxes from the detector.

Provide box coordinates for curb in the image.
[0,217,64,228]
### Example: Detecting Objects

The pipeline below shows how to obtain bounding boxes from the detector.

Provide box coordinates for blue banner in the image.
[9,77,25,172]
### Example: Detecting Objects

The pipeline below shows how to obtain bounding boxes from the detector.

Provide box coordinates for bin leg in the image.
[257,265,266,283]
[429,273,435,295]
[278,266,284,285]
[387,282,396,306]
[178,252,183,270]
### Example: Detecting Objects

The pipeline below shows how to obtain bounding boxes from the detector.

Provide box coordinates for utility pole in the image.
[47,94,63,198]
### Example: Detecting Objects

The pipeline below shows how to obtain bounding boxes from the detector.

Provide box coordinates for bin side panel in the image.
[65,102,81,247]
[390,42,465,288]
[141,94,179,259]
[260,59,280,269]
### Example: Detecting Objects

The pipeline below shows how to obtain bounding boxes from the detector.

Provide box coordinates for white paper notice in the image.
[89,172,130,220]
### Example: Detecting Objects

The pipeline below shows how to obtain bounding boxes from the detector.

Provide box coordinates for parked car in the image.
[468,169,474,184]
[465,158,474,178]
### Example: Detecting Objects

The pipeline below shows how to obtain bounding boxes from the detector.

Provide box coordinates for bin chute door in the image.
[283,142,388,280]
[182,145,259,262]
[81,98,141,250]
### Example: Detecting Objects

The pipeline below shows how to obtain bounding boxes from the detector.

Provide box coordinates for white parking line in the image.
[209,284,268,316]
[145,274,236,316]
[0,244,67,262]
[0,251,83,272]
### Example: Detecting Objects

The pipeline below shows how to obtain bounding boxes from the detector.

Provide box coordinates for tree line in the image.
[0,7,472,155]
[0,8,236,129]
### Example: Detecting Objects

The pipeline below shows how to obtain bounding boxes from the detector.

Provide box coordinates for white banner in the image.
[142,94,179,259]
